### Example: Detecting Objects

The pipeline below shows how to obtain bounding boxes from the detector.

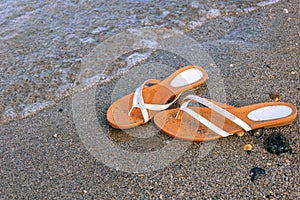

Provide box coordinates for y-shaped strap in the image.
[176,95,252,137]
[128,79,180,123]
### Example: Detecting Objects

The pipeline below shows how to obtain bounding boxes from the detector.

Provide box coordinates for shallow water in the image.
[0,0,282,123]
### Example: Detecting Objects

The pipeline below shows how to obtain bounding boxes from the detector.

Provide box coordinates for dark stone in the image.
[264,132,292,155]
[58,108,63,112]
[265,64,272,69]
[250,167,266,181]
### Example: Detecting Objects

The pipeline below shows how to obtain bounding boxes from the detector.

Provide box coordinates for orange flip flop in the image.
[107,66,208,129]
[154,95,297,141]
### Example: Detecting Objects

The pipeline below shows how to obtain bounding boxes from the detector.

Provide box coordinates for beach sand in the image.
[1,0,299,199]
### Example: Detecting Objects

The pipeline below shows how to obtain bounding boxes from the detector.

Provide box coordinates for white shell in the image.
[170,68,203,87]
[247,106,293,121]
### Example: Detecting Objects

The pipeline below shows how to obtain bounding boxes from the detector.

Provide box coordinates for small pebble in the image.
[244,144,252,155]
[291,71,296,75]
[269,93,281,102]
[236,131,245,137]
[283,8,289,13]
[266,64,272,69]
[53,134,58,138]
[264,132,292,155]
[99,74,107,80]
[164,140,170,145]
[79,190,87,195]
[244,144,252,151]
[58,108,63,112]
[250,167,266,181]
[252,129,264,138]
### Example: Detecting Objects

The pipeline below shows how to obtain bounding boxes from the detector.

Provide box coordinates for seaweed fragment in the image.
[250,167,266,181]
[264,132,292,155]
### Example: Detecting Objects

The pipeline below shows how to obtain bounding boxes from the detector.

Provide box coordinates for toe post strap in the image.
[129,79,180,123]
[176,95,252,137]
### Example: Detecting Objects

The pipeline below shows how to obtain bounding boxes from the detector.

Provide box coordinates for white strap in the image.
[176,95,252,137]
[129,79,180,123]
[180,108,232,137]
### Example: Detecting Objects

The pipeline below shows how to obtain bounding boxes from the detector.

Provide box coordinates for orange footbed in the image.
[154,102,297,141]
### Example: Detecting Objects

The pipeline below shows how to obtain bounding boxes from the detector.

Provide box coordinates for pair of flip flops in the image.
[107,66,297,141]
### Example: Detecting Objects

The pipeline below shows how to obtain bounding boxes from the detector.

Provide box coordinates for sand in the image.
[1,0,299,199]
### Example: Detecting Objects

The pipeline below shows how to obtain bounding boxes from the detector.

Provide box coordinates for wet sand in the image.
[1,0,299,199]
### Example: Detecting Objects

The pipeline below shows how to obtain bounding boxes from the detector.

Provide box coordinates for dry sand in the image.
[1,0,299,199]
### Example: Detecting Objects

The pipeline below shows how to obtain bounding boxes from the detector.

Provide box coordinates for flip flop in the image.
[107,65,208,129]
[154,95,297,141]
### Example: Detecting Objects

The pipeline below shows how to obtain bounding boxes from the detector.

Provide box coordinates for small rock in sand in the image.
[269,93,281,102]
[252,128,264,138]
[250,167,266,181]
